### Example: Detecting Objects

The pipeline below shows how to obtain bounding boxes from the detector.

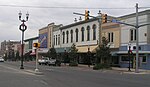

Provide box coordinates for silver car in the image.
[0,57,4,62]
[38,57,49,65]
[48,58,56,66]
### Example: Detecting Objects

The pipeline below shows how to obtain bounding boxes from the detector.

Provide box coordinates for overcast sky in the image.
[0,0,150,43]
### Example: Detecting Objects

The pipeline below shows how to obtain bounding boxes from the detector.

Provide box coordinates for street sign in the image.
[112,19,118,23]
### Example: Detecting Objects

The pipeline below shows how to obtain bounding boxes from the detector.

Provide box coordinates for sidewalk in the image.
[112,67,150,74]
[23,61,150,74]
[61,63,150,74]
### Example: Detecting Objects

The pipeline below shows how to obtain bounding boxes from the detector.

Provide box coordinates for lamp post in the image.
[87,45,91,67]
[128,43,131,71]
[18,11,29,69]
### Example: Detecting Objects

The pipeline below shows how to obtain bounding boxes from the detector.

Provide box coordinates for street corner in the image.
[122,70,150,75]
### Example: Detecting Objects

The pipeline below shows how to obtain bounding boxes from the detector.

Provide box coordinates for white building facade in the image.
[118,10,150,69]
[56,19,99,54]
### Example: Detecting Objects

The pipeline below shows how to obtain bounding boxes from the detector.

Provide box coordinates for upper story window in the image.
[81,27,85,41]
[87,26,90,41]
[130,29,136,41]
[54,35,55,45]
[58,34,60,45]
[75,28,79,42]
[70,30,73,43]
[66,31,69,43]
[62,32,65,44]
[56,35,57,45]
[108,32,114,43]
[92,24,96,40]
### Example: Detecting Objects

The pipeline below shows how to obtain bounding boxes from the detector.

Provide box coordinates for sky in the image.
[0,0,150,43]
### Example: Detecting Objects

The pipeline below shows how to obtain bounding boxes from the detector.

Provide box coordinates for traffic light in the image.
[128,50,133,54]
[85,10,90,21]
[133,46,141,50]
[102,14,107,23]
[33,43,40,47]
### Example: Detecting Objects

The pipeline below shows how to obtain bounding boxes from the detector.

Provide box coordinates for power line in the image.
[0,4,135,9]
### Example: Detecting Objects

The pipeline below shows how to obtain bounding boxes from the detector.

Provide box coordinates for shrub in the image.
[93,63,111,70]
[69,62,78,66]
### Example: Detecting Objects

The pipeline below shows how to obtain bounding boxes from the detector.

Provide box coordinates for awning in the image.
[55,47,71,53]
[38,48,49,53]
[116,51,150,54]
[76,45,98,53]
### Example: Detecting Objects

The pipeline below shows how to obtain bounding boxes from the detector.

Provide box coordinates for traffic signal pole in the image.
[135,3,139,73]
[35,47,39,72]
[33,43,40,72]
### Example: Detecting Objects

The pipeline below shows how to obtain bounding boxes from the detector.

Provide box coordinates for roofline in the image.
[118,9,150,19]
[60,18,98,30]
[60,15,116,30]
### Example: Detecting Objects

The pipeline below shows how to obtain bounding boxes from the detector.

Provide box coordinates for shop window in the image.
[121,56,129,61]
[142,56,147,63]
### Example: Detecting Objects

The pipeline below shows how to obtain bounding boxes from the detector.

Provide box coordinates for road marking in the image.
[0,64,36,75]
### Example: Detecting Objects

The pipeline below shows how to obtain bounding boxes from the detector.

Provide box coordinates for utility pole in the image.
[98,11,102,46]
[135,3,139,73]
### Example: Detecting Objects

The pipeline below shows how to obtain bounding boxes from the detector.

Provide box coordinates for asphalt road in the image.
[1,61,150,87]
[0,62,49,87]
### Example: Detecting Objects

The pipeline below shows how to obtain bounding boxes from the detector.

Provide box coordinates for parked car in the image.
[0,57,4,62]
[38,57,49,65]
[48,58,56,66]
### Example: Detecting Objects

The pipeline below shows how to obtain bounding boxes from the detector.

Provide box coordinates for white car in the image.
[38,57,49,65]
[0,57,4,62]
[48,58,56,66]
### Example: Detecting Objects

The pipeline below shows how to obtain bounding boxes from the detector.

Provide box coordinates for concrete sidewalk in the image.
[24,61,150,74]
[112,67,150,74]
[61,63,150,74]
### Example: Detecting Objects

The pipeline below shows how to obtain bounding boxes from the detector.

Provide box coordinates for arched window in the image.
[54,35,55,45]
[56,35,57,45]
[75,28,78,42]
[92,24,96,40]
[87,26,90,41]
[70,30,73,43]
[58,34,60,45]
[66,31,69,43]
[81,27,85,41]
[62,32,65,44]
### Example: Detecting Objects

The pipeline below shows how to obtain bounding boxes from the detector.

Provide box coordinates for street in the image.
[0,61,150,87]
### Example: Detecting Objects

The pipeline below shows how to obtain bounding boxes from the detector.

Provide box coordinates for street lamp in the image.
[18,11,29,69]
[87,45,91,67]
[128,43,131,71]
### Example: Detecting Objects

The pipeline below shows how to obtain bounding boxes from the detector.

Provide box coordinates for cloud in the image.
[0,0,150,43]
